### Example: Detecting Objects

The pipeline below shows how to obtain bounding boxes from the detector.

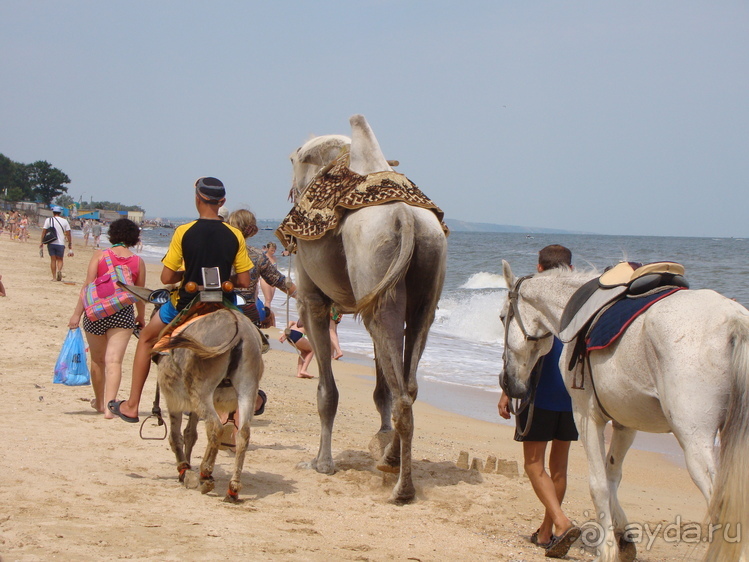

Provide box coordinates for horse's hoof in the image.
[617,532,637,562]
[368,430,394,460]
[183,471,200,489]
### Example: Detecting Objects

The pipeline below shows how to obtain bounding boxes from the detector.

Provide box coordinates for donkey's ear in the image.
[502,260,516,289]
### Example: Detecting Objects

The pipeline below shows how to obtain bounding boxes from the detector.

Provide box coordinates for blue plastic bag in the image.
[53,328,91,386]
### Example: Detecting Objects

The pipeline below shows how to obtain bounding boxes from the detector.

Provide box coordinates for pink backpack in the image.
[82,250,138,321]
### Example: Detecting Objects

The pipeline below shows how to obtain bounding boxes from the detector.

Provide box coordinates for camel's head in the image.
[288,114,394,202]
[288,134,350,202]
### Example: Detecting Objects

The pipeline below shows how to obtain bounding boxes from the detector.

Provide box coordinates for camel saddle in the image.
[275,150,449,251]
[559,261,688,344]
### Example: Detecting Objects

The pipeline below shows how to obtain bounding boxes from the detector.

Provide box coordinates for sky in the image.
[2,1,748,237]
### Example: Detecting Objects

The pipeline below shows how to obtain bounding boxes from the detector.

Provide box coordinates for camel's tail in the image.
[705,315,749,561]
[355,205,415,320]
[159,310,241,360]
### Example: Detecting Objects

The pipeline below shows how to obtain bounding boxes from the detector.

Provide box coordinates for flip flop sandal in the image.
[530,530,555,549]
[254,389,267,416]
[107,400,139,423]
[545,526,581,558]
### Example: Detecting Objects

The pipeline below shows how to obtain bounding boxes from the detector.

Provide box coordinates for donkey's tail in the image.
[355,204,415,320]
[705,315,749,561]
[159,310,241,360]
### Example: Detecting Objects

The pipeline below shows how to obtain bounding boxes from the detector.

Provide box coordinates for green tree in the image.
[54,194,75,209]
[0,155,33,201]
[28,161,70,205]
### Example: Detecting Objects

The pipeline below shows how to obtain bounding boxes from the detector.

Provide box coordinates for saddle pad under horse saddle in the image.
[275,151,449,250]
[586,287,686,351]
[559,261,689,343]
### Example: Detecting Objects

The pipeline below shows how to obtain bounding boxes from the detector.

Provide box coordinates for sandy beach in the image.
[1,229,709,561]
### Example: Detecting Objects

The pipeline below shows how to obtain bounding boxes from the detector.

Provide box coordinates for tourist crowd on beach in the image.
[0,209,31,242]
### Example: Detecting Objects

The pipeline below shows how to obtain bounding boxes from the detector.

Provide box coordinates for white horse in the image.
[500,261,749,562]
[284,115,447,503]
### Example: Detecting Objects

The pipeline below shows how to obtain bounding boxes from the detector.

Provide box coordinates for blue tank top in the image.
[533,338,573,412]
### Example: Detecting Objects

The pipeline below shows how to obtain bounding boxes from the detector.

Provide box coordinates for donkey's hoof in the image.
[183,471,200,489]
[199,475,215,495]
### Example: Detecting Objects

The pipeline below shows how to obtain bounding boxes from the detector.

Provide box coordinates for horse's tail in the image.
[705,315,749,561]
[355,204,415,319]
[159,310,241,360]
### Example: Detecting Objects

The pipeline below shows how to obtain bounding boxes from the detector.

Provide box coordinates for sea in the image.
[127,225,749,448]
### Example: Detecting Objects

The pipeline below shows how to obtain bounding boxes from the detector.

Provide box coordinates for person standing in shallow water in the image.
[498,244,581,558]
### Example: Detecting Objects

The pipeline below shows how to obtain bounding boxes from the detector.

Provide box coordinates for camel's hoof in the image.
[309,457,335,475]
[376,460,400,474]
[183,471,200,489]
[388,486,416,505]
[368,430,394,460]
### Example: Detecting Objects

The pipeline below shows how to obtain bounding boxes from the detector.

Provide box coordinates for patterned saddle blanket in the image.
[275,151,449,250]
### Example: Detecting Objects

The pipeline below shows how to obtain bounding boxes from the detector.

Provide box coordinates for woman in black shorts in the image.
[68,219,146,418]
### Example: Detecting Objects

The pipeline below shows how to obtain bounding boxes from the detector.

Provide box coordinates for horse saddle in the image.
[559,261,689,344]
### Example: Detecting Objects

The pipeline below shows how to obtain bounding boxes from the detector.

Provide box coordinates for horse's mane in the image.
[537,266,598,284]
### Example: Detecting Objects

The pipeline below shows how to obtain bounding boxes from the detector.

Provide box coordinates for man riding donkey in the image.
[109,177,265,422]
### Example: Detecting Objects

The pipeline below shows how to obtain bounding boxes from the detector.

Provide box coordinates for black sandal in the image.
[254,389,267,416]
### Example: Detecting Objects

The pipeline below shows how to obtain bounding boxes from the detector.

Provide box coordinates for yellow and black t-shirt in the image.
[162,219,253,310]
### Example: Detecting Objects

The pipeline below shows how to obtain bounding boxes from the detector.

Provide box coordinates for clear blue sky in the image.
[2,1,747,237]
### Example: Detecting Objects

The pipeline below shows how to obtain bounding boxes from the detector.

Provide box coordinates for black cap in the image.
[195,177,226,202]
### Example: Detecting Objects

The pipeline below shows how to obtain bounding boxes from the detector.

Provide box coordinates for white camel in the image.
[282,115,447,503]
[500,261,749,562]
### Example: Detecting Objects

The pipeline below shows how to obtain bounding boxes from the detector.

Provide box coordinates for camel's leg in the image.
[168,410,191,482]
[368,359,396,462]
[607,424,638,562]
[373,360,393,433]
[297,275,338,475]
[364,286,414,503]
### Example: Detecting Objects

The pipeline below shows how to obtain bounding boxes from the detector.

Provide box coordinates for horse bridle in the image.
[500,275,553,436]
[503,275,553,345]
